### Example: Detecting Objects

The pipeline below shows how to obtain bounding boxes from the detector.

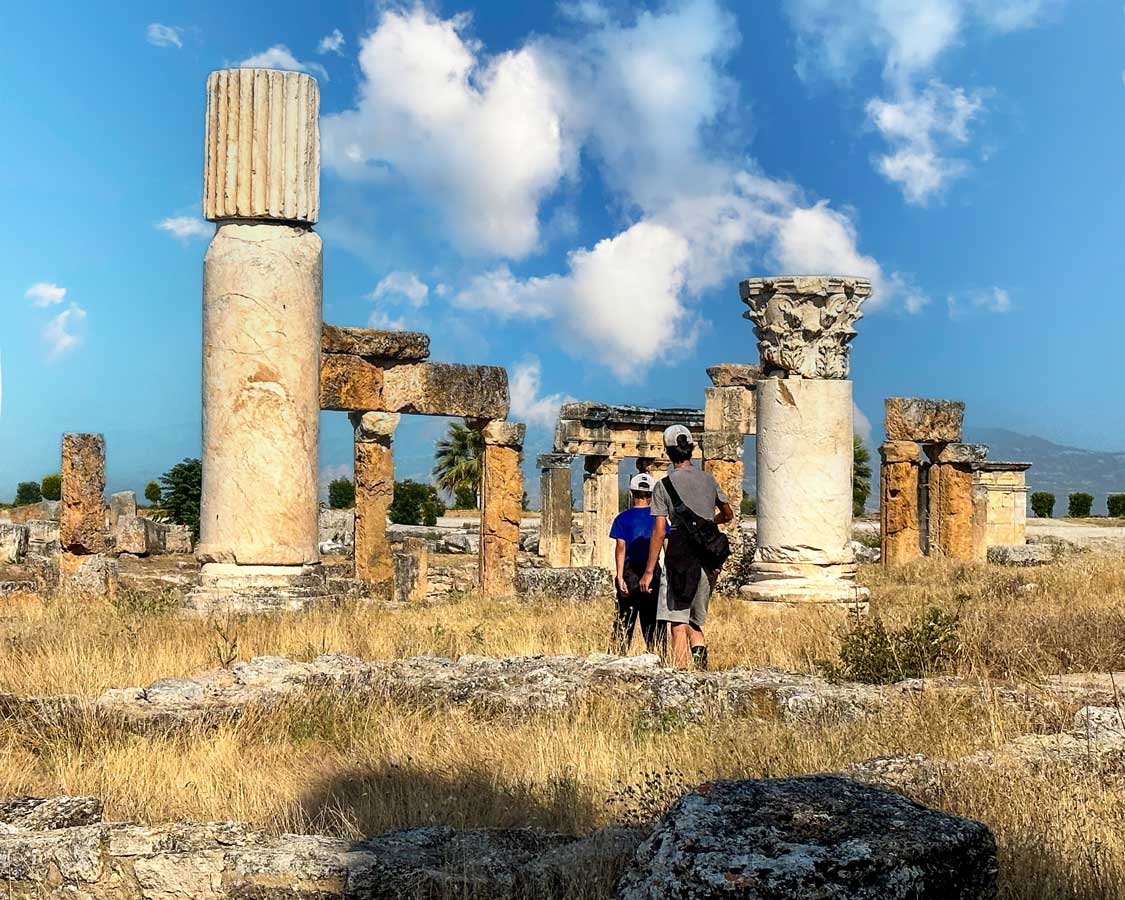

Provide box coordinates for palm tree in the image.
[433,420,485,506]
[853,436,872,517]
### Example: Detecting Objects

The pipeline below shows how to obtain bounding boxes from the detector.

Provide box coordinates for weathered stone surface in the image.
[699,430,744,462]
[352,412,398,596]
[165,525,193,555]
[320,352,385,412]
[60,432,107,555]
[203,68,319,223]
[928,463,984,561]
[114,516,167,557]
[321,358,510,419]
[704,386,755,435]
[931,443,989,465]
[25,519,59,557]
[583,456,619,571]
[740,276,871,379]
[393,538,428,604]
[480,423,525,597]
[885,397,964,443]
[0,523,28,564]
[986,543,1054,566]
[975,464,1030,548]
[108,491,137,529]
[321,323,430,360]
[58,552,117,595]
[444,532,481,554]
[706,363,761,387]
[2,499,60,525]
[618,776,997,900]
[880,442,921,565]
[0,796,103,830]
[515,566,613,601]
[538,454,573,568]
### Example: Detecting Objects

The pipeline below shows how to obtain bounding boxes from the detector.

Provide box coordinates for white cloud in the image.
[146,23,183,49]
[372,271,429,307]
[322,7,574,258]
[853,402,873,445]
[239,46,328,81]
[366,309,408,331]
[558,1,611,25]
[157,216,211,240]
[25,282,67,307]
[509,357,574,429]
[317,29,345,55]
[947,285,1012,318]
[43,304,86,361]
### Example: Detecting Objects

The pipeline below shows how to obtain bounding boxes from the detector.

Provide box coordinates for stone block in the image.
[59,553,117,595]
[514,566,613,601]
[114,516,166,557]
[321,324,430,361]
[320,358,510,419]
[5,500,60,525]
[393,538,428,604]
[704,386,755,434]
[108,491,137,530]
[60,433,107,555]
[0,524,29,564]
[26,519,60,557]
[700,430,744,461]
[879,440,921,464]
[165,525,194,555]
[480,434,524,595]
[203,69,319,223]
[932,443,989,465]
[884,397,965,443]
[706,363,761,387]
[481,420,526,448]
[320,354,385,412]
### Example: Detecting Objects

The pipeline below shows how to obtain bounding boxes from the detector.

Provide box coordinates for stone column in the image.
[479,421,526,597]
[739,276,871,606]
[393,537,429,604]
[926,443,988,561]
[635,457,667,483]
[879,441,922,565]
[59,432,114,593]
[538,453,573,568]
[583,455,619,571]
[351,412,400,597]
[190,69,325,610]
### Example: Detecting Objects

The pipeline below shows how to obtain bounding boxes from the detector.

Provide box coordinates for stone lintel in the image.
[701,430,744,461]
[970,460,1032,473]
[537,453,574,469]
[322,324,430,361]
[321,357,509,419]
[481,420,526,448]
[707,363,761,387]
[930,443,989,465]
[879,441,921,464]
[203,69,319,224]
[884,397,965,443]
[557,402,703,430]
[351,411,401,442]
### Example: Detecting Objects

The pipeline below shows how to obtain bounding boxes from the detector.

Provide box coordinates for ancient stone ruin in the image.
[880,398,1031,564]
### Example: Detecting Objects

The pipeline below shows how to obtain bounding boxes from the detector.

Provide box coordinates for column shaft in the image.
[583,456,619,571]
[880,441,922,565]
[352,412,399,597]
[538,454,573,568]
[479,422,526,597]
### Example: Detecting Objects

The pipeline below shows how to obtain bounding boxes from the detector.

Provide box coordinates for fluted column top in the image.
[739,276,871,379]
[203,68,320,224]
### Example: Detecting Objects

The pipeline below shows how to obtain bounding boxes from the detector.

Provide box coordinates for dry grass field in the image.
[3,551,1125,898]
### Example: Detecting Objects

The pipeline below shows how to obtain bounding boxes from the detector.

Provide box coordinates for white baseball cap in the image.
[663,424,695,449]
[629,473,655,492]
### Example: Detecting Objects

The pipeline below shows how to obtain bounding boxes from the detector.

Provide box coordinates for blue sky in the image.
[2,0,1123,501]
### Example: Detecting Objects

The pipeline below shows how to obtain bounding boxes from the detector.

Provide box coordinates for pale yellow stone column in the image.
[635,457,667,483]
[926,444,988,561]
[352,412,399,597]
[479,421,526,597]
[190,69,326,610]
[538,453,573,568]
[740,275,872,606]
[583,455,619,571]
[880,441,922,565]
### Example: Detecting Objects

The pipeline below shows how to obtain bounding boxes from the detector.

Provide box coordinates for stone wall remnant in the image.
[479,421,526,598]
[352,411,399,598]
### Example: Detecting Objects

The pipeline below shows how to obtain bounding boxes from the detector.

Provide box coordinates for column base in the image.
[183,563,329,616]
[741,565,869,611]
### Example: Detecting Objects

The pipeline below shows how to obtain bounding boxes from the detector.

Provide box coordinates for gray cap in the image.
[663,424,695,449]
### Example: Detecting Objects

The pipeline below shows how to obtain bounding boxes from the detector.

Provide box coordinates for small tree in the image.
[389,480,445,526]
[1068,492,1094,518]
[433,421,484,502]
[740,494,757,516]
[853,436,872,517]
[144,481,162,505]
[14,482,42,506]
[1108,494,1125,518]
[453,486,477,510]
[159,458,202,538]
[328,477,356,509]
[1030,492,1055,519]
[40,473,61,501]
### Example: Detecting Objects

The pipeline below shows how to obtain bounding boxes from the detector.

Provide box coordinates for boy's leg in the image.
[687,568,710,668]
[638,588,659,652]
[669,624,693,668]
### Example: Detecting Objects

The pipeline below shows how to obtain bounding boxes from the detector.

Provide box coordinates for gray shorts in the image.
[657,567,711,628]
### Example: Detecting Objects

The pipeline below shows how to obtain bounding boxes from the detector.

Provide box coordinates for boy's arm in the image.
[614,538,628,594]
[639,516,667,594]
[715,501,734,525]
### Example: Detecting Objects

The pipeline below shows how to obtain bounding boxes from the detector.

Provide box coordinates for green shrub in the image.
[144,481,162,504]
[14,482,42,506]
[740,494,757,516]
[328,477,355,510]
[159,458,202,538]
[819,608,961,685]
[453,486,477,510]
[1030,491,1055,518]
[389,480,446,526]
[1108,494,1125,518]
[1068,492,1094,518]
[39,474,61,501]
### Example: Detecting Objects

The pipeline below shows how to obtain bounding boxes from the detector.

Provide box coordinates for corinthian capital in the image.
[739,276,871,379]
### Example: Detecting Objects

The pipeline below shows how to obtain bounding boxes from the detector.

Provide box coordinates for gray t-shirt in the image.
[651,465,729,524]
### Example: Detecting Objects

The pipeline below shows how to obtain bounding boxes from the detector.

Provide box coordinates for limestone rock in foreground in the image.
[617,775,997,900]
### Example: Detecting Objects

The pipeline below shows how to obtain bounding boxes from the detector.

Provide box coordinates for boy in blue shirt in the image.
[609,473,663,653]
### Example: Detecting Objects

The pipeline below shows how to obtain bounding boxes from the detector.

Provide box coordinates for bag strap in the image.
[661,476,692,526]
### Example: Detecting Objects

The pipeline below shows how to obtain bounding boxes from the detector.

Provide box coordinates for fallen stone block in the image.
[165,524,194,554]
[0,523,29,564]
[987,544,1055,566]
[26,519,60,557]
[885,397,965,443]
[617,775,997,899]
[114,516,166,556]
[515,566,613,602]
[932,443,989,465]
[108,491,137,529]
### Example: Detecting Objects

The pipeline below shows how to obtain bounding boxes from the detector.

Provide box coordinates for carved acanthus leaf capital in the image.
[739,276,871,379]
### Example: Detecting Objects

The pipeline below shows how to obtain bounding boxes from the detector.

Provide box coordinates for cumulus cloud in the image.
[25,282,67,307]
[372,271,429,307]
[948,285,1012,317]
[239,46,328,81]
[43,304,86,360]
[785,0,1064,202]
[317,29,345,55]
[157,216,211,240]
[146,23,183,48]
[509,357,574,429]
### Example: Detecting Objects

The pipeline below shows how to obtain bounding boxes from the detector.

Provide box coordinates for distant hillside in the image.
[967,428,1125,515]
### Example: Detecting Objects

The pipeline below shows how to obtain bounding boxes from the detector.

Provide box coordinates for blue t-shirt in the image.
[610,506,656,569]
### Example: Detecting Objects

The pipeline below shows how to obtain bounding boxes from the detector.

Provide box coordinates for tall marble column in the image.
[583,455,619,571]
[352,412,399,597]
[538,453,573,568]
[479,421,526,597]
[739,276,871,606]
[190,69,325,610]
[880,441,922,565]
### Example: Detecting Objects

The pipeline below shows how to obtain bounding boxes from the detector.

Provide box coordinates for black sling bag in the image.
[661,477,731,572]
